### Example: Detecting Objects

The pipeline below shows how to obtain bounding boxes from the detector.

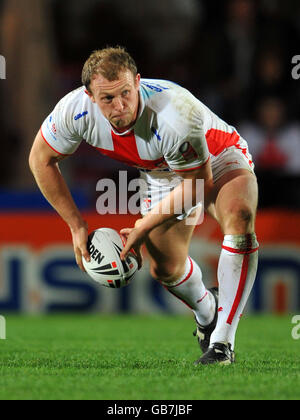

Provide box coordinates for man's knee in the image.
[222,202,256,233]
[237,207,254,226]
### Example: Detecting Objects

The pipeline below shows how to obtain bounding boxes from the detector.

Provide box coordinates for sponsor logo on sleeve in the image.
[74,111,88,121]
[46,115,57,141]
[141,82,169,93]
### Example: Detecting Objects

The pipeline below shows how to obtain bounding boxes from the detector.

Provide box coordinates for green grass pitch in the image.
[0,314,299,400]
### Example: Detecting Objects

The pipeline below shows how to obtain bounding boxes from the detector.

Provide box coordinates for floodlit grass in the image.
[0,314,299,400]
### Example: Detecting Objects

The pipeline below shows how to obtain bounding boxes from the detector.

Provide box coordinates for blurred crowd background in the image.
[0,0,300,210]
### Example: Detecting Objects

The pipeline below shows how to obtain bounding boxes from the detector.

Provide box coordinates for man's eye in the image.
[102,96,113,103]
[122,90,130,97]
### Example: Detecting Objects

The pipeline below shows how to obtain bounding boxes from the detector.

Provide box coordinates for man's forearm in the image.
[120,175,214,260]
[139,177,213,233]
[30,161,85,231]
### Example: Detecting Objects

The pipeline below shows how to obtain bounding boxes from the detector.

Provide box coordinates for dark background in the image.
[0,0,300,210]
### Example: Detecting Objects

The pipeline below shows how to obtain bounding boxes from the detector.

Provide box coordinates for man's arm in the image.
[29,130,90,271]
[120,159,214,259]
[143,158,213,229]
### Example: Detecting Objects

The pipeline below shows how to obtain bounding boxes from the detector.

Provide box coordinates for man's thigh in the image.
[207,169,258,233]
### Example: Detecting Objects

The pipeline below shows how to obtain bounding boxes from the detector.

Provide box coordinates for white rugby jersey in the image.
[41,79,250,172]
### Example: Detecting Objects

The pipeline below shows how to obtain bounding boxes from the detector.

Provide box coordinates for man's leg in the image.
[143,211,216,329]
[202,169,259,362]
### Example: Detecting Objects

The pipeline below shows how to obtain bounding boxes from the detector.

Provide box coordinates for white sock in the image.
[210,233,259,350]
[161,257,216,326]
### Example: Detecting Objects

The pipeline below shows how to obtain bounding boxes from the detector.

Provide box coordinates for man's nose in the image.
[113,97,125,112]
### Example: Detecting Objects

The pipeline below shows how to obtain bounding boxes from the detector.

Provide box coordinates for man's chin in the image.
[111,117,132,130]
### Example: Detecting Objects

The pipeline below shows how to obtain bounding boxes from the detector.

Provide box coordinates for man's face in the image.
[88,70,141,131]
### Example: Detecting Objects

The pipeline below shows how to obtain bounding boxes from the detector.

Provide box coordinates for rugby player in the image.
[29,47,259,365]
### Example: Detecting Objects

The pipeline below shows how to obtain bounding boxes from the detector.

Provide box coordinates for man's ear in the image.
[135,73,141,89]
[85,89,96,103]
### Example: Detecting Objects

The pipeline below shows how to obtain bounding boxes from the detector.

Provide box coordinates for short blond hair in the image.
[82,46,138,93]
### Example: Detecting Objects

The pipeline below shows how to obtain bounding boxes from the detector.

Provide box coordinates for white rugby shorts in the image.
[139,137,255,219]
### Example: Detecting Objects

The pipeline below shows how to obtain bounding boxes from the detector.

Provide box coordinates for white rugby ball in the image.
[83,228,138,288]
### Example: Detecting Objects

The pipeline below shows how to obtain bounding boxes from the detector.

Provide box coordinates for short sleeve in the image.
[40,101,82,156]
[164,125,210,172]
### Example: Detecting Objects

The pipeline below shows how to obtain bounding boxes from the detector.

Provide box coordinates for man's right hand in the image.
[70,222,90,272]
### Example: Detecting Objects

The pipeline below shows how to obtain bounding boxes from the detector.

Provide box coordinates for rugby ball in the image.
[82,228,138,288]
